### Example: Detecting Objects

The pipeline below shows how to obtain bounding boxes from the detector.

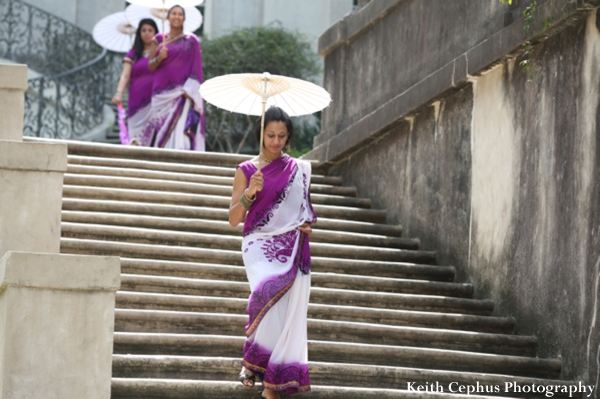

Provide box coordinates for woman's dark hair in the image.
[167,5,186,19]
[132,19,159,60]
[254,106,294,149]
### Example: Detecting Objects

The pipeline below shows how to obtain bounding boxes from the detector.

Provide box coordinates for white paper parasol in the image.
[200,72,331,167]
[126,0,204,8]
[92,12,137,53]
[126,4,203,33]
[200,72,331,117]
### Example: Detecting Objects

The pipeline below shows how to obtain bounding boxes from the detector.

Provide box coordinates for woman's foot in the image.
[238,367,256,387]
[261,388,281,399]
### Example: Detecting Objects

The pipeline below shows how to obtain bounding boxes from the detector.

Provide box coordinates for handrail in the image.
[31,48,108,82]
[0,0,115,139]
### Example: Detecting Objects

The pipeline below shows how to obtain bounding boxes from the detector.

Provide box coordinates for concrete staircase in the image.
[55,140,577,398]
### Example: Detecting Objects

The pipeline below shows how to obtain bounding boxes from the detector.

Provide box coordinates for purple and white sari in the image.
[141,32,205,151]
[123,49,154,143]
[237,155,317,395]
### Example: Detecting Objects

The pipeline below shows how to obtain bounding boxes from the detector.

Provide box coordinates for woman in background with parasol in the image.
[142,4,205,150]
[112,18,159,145]
[229,106,316,398]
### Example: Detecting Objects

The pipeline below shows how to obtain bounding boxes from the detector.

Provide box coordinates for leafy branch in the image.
[499,0,553,81]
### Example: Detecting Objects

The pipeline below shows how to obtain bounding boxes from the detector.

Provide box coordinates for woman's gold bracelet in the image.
[239,189,255,210]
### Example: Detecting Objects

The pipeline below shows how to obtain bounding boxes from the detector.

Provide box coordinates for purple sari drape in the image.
[237,155,316,395]
[123,50,154,143]
[141,32,205,150]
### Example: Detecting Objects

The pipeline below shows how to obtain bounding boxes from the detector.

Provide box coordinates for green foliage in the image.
[202,24,320,81]
[201,25,322,154]
[499,0,553,81]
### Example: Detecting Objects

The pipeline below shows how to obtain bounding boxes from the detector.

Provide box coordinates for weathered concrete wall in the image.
[321,4,600,392]
[318,0,506,141]
[0,63,121,399]
[0,252,120,399]
[466,14,600,386]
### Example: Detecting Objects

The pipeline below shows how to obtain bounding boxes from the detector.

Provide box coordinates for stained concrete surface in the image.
[326,8,600,393]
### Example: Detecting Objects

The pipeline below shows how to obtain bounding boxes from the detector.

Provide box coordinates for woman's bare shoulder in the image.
[249,156,260,167]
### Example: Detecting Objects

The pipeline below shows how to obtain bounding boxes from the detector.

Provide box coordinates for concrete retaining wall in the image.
[308,0,600,390]
[0,62,120,399]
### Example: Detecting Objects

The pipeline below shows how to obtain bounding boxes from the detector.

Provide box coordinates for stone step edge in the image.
[113,308,536,346]
[65,165,349,193]
[61,225,434,265]
[60,236,437,266]
[112,354,578,391]
[112,333,562,379]
[62,186,386,222]
[121,267,473,299]
[121,272,476,300]
[60,211,412,246]
[116,257,455,281]
[115,290,516,335]
[63,173,360,203]
[61,199,403,236]
[28,137,323,170]
[113,278,492,315]
[67,154,238,177]
[67,154,342,185]
[110,378,518,399]
[62,180,372,210]
[115,290,514,332]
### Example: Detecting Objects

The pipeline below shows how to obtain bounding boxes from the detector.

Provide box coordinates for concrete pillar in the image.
[0,139,67,255]
[0,64,27,142]
[0,63,68,256]
[0,63,121,399]
[0,252,120,399]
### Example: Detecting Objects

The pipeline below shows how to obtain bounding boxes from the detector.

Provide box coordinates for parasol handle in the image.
[258,98,267,172]
[161,0,166,32]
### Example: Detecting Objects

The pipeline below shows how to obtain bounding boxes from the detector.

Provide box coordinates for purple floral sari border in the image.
[244,162,298,237]
[245,262,298,337]
[242,340,311,395]
[245,230,312,337]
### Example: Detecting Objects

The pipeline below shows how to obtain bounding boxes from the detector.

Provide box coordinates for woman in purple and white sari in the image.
[112,19,158,144]
[143,5,205,150]
[229,107,316,399]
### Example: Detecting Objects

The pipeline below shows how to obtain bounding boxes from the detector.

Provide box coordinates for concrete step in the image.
[119,258,454,283]
[61,241,484,314]
[67,154,344,186]
[117,255,455,292]
[113,309,536,356]
[117,269,472,298]
[116,291,514,333]
[60,211,415,249]
[63,175,371,208]
[112,333,561,379]
[66,163,355,196]
[60,222,432,262]
[117,273,487,315]
[119,275,491,314]
[62,186,387,222]
[112,355,577,398]
[310,286,493,315]
[62,199,402,236]
[67,163,235,186]
[27,137,254,167]
[111,378,517,399]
